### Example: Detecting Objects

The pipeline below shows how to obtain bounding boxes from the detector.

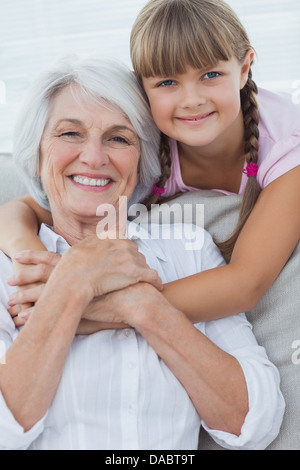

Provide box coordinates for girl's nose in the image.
[79,138,109,168]
[180,84,206,109]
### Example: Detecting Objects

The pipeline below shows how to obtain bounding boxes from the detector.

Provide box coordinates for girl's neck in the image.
[177,110,246,193]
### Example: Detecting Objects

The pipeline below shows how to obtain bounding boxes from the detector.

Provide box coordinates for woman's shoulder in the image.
[258,87,300,141]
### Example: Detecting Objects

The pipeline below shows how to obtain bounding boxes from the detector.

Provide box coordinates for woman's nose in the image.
[79,138,109,168]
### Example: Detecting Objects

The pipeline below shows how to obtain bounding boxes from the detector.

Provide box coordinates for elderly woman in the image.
[0,55,284,450]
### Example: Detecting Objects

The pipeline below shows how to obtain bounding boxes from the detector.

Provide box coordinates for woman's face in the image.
[39,85,141,221]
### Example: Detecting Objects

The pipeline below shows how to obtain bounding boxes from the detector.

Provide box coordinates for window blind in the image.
[227,0,300,92]
[0,0,299,153]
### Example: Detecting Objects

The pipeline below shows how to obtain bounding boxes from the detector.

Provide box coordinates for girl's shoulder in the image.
[258,87,300,142]
[256,88,300,190]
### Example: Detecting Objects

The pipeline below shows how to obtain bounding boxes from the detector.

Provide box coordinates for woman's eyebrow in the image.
[107,125,136,134]
[55,121,135,134]
[55,118,84,127]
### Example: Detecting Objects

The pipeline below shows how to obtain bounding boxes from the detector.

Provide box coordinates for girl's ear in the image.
[240,49,255,89]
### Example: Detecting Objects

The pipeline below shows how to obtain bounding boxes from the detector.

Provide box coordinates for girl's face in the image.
[40,85,141,221]
[142,55,252,151]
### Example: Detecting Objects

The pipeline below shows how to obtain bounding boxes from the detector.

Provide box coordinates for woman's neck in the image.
[51,202,127,246]
[53,216,100,246]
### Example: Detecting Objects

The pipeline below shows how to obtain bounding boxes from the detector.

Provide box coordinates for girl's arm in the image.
[5,166,300,326]
[0,195,52,258]
[163,166,300,321]
[0,196,53,319]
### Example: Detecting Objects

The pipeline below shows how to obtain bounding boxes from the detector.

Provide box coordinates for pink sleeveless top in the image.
[163,88,300,197]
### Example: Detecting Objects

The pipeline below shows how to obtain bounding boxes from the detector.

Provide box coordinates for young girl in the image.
[2,0,300,325]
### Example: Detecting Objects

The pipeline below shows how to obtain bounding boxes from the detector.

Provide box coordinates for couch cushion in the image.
[164,191,300,450]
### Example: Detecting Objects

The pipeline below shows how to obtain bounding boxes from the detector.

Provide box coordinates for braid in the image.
[242,70,260,167]
[144,132,172,209]
[217,71,261,262]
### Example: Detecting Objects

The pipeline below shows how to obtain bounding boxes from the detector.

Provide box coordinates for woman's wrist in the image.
[50,252,94,306]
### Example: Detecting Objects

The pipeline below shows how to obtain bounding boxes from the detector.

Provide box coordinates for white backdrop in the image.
[0,0,300,153]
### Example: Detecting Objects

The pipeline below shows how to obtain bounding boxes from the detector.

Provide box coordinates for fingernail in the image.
[18,311,30,320]
[14,252,24,260]
[6,277,15,286]
[8,294,17,306]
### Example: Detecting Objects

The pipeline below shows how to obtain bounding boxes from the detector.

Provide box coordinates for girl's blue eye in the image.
[203,72,220,80]
[158,80,176,87]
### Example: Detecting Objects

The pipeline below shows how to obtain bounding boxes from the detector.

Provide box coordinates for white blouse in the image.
[0,223,285,450]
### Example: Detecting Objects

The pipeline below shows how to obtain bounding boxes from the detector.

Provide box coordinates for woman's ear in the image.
[240,49,255,89]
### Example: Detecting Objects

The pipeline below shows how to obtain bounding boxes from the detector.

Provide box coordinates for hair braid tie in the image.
[243,163,259,178]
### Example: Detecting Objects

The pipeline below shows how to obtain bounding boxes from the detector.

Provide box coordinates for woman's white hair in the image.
[13,54,161,209]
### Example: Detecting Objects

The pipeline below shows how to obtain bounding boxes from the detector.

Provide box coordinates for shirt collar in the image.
[39,224,70,255]
[39,223,167,262]
[127,221,167,262]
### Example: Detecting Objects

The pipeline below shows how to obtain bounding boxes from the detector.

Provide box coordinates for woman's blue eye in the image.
[61,132,80,137]
[203,72,220,80]
[111,136,128,144]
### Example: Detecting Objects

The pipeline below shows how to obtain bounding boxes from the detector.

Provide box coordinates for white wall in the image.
[0,0,299,153]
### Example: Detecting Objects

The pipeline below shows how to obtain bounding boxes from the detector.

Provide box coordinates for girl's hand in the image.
[80,296,130,332]
[82,282,164,327]
[7,250,61,327]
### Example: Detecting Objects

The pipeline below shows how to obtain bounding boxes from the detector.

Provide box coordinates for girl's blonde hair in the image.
[130,0,260,260]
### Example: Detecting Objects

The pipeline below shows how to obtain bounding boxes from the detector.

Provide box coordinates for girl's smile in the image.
[175,111,217,126]
[142,57,251,151]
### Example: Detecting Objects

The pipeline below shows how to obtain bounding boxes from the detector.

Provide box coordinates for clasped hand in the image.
[7,236,163,332]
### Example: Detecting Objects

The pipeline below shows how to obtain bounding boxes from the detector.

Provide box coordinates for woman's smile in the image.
[68,173,113,191]
[40,85,141,219]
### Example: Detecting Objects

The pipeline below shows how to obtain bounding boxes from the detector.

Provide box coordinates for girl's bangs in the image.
[132,5,233,78]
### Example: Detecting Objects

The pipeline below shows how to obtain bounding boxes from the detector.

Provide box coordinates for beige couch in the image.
[166,192,300,451]
[1,153,299,450]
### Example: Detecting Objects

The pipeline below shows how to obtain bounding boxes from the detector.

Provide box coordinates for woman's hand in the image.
[7,237,163,332]
[61,235,163,299]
